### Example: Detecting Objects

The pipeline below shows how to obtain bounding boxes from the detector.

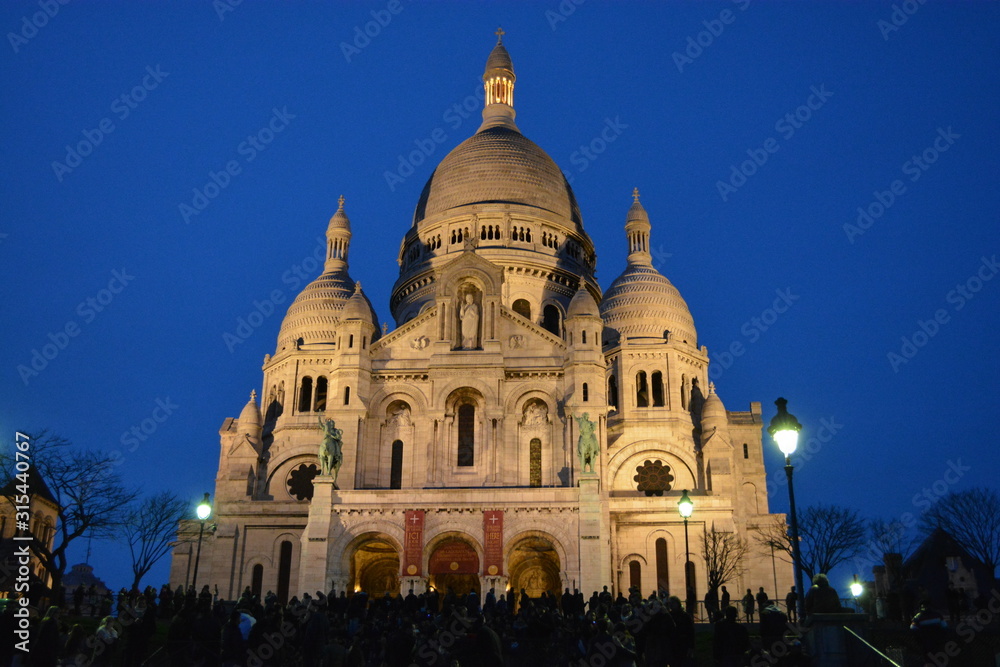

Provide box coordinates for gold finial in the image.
[338,194,345,210]
[495,26,505,43]
[632,187,640,203]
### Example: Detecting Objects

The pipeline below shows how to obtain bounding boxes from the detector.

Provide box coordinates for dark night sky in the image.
[2,1,998,592]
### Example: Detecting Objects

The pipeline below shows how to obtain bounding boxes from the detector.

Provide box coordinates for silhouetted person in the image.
[721,585,731,610]
[785,585,798,622]
[713,606,749,667]
[910,601,948,659]
[804,574,842,616]
[742,588,756,623]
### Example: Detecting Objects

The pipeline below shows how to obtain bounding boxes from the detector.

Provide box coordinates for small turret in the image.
[480,28,518,131]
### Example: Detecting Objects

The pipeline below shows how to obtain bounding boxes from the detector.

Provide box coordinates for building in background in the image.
[171,33,792,608]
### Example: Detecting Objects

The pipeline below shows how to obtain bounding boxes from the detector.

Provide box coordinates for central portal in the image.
[428,539,481,598]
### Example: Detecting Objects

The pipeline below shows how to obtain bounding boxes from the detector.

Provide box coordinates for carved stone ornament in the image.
[633,460,674,496]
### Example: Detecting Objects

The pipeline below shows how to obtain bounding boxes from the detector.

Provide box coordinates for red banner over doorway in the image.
[429,540,480,574]
[483,510,503,576]
[402,510,424,576]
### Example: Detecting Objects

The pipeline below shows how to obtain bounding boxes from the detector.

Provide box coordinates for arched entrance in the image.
[507,535,561,607]
[428,538,481,598]
[349,534,400,598]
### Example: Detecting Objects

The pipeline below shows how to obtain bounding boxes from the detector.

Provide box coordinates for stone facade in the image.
[170,34,793,609]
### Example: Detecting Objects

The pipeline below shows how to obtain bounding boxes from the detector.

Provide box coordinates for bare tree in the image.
[862,517,916,566]
[752,505,866,580]
[920,488,1000,576]
[120,491,189,590]
[701,523,750,595]
[0,432,138,601]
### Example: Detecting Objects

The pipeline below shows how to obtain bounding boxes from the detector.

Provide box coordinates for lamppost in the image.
[678,489,694,616]
[767,397,805,621]
[850,575,864,613]
[191,493,212,591]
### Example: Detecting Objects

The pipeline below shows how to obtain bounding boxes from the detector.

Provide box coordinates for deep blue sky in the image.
[3,1,998,593]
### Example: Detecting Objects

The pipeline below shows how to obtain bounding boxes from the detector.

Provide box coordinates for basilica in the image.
[170,34,792,607]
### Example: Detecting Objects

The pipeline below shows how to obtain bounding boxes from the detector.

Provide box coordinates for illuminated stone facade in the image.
[170,35,793,609]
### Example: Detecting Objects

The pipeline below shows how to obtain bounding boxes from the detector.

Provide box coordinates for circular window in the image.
[287,463,320,501]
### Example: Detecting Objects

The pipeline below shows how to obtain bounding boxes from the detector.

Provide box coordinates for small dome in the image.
[485,41,513,75]
[341,282,378,329]
[328,195,350,230]
[626,199,649,225]
[701,383,727,429]
[413,127,582,226]
[567,284,600,318]
[238,390,262,436]
[276,270,355,351]
[601,264,697,346]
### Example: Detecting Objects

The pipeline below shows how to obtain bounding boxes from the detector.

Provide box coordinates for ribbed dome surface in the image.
[413,127,582,226]
[276,271,356,351]
[485,42,513,73]
[600,264,698,346]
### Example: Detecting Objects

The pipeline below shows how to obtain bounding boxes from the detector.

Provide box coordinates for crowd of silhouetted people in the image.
[1,578,832,667]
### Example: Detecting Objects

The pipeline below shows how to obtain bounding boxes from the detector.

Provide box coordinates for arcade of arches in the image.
[346,533,561,603]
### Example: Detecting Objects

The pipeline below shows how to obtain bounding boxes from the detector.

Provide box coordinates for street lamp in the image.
[678,489,694,616]
[851,575,864,612]
[767,397,805,621]
[191,493,212,591]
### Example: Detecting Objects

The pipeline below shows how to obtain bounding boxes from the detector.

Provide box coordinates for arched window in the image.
[314,376,328,412]
[636,371,649,408]
[529,438,542,487]
[348,334,354,348]
[743,443,749,459]
[652,371,664,407]
[390,440,403,489]
[629,560,642,593]
[581,330,587,344]
[582,383,589,402]
[513,299,531,320]
[298,377,313,413]
[277,541,293,604]
[251,564,264,598]
[457,404,475,466]
[344,386,351,405]
[542,305,561,336]
[681,375,687,409]
[655,538,669,594]
[608,376,618,409]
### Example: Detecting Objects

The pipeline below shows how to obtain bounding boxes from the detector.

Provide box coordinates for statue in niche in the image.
[459,291,480,349]
[318,416,344,483]
[389,404,411,427]
[523,401,548,427]
[574,413,599,474]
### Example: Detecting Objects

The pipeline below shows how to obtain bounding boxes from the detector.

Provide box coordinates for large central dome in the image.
[411,34,582,227]
[412,126,582,226]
